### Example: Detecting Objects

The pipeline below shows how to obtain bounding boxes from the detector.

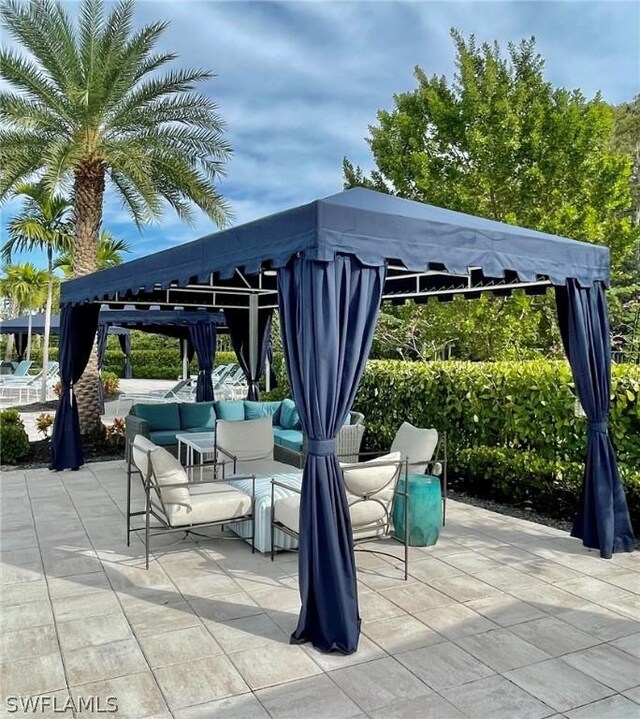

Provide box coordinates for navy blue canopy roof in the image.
[0,308,226,336]
[60,188,610,307]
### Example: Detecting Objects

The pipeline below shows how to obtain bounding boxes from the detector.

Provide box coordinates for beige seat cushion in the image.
[273,487,395,540]
[216,417,274,461]
[390,422,438,473]
[167,483,252,527]
[273,494,301,534]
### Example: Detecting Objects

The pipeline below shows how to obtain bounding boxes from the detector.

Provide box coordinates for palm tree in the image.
[54,229,131,277]
[2,182,72,400]
[0,263,48,362]
[0,0,232,433]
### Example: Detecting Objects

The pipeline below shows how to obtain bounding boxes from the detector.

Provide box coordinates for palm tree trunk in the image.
[72,161,105,436]
[26,312,32,361]
[4,299,18,360]
[41,247,53,402]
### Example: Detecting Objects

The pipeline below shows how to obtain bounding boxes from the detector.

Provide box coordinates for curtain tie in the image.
[307,438,336,456]
[588,421,608,434]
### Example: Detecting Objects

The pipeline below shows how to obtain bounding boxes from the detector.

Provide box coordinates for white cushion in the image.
[147,446,191,509]
[216,417,274,461]
[340,451,402,497]
[273,487,393,540]
[390,422,438,473]
[273,494,301,534]
[167,483,251,527]
[131,434,156,478]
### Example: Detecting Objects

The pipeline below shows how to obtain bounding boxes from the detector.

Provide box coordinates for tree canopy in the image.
[344,30,639,361]
[344,30,638,279]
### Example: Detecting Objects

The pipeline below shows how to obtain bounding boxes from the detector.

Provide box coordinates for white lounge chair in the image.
[271,451,408,574]
[0,360,33,384]
[115,379,193,415]
[127,434,256,568]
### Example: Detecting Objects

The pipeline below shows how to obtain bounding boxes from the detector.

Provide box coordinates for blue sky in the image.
[2,0,639,266]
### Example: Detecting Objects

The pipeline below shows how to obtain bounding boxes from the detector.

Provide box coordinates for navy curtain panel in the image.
[278,254,385,654]
[14,334,26,361]
[189,322,216,401]
[555,280,635,558]
[50,303,101,470]
[118,333,133,379]
[96,323,109,414]
[225,307,273,400]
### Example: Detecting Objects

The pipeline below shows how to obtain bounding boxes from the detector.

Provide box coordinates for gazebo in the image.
[52,188,635,654]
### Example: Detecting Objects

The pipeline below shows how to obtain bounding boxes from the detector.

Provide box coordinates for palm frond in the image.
[0,48,71,121]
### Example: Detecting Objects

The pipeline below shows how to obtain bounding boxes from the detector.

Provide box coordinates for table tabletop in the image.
[175,432,216,452]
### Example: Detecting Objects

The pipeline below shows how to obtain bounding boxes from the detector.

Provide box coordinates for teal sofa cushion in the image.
[180,401,216,430]
[279,398,301,430]
[185,426,215,434]
[273,427,303,453]
[214,400,245,421]
[134,403,180,432]
[148,430,180,446]
[244,401,281,423]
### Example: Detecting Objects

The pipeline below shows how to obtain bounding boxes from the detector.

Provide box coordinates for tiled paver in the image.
[0,459,638,718]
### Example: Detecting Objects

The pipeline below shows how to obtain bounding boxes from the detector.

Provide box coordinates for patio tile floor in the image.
[1,459,638,718]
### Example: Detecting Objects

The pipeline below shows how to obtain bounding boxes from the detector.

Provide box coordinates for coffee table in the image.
[175,431,216,481]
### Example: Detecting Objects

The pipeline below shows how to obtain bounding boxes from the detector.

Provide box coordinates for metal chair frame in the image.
[127,438,256,568]
[270,455,411,579]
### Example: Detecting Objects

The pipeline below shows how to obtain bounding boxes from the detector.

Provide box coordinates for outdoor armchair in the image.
[271,451,410,577]
[127,434,256,568]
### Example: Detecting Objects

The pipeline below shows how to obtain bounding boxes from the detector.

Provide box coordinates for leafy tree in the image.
[2,182,72,399]
[0,262,48,361]
[54,229,130,277]
[344,30,639,360]
[0,0,232,433]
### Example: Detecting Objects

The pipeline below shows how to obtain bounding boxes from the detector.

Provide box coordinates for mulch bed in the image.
[1,438,124,471]
[5,399,59,413]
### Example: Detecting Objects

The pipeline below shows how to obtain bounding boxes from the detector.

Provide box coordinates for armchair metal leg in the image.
[126,459,131,547]
[144,483,150,570]
[404,467,409,581]
[270,481,275,561]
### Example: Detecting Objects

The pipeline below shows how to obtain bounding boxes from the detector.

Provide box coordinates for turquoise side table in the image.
[393,474,442,547]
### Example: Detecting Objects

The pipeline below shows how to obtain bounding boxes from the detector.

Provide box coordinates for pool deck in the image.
[1,459,638,718]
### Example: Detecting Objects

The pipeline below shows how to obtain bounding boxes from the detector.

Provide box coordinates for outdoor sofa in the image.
[125,398,365,468]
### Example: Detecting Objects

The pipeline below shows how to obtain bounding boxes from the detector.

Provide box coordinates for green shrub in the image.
[450,445,640,529]
[0,409,30,464]
[354,360,640,467]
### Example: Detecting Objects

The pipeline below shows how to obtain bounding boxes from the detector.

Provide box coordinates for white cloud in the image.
[3,0,638,265]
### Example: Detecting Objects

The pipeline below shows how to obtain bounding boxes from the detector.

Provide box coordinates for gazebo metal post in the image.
[249,294,259,399]
[181,338,189,380]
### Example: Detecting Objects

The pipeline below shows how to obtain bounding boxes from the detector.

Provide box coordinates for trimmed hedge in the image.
[354,360,640,467]
[101,350,237,380]
[450,445,640,529]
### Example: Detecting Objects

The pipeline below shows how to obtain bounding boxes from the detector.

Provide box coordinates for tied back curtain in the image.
[225,307,273,400]
[555,280,635,558]
[278,253,385,654]
[50,303,101,470]
[189,322,216,401]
